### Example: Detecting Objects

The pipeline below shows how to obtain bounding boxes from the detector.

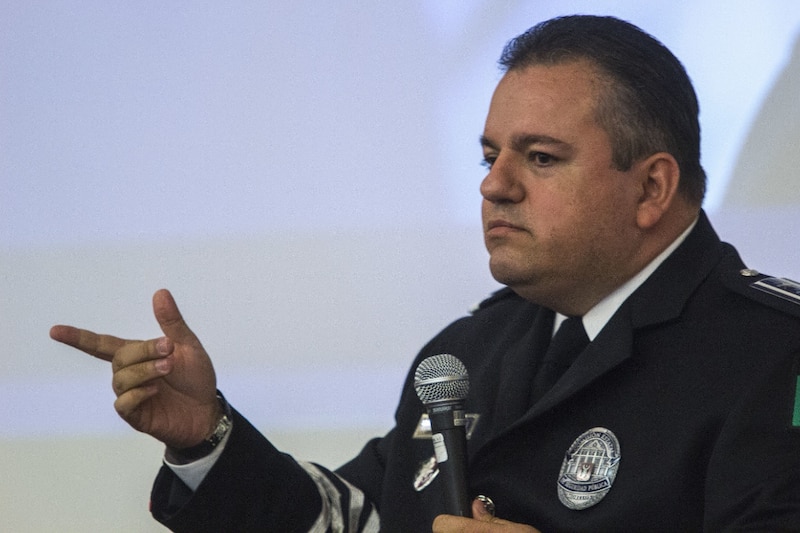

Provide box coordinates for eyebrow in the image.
[480,133,569,152]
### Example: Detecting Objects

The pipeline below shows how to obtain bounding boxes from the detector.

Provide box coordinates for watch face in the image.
[209,414,233,446]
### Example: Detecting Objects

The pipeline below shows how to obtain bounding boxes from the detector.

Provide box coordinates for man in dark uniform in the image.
[50,15,800,532]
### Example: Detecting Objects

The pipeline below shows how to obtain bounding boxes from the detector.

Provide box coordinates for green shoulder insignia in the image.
[793,372,800,428]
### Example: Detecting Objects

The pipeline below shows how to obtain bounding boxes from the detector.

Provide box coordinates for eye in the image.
[529,151,556,166]
[481,155,497,170]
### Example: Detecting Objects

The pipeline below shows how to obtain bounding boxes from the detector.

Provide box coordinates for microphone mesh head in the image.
[414,354,469,406]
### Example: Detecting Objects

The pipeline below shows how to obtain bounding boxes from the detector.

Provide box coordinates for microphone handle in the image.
[429,408,470,517]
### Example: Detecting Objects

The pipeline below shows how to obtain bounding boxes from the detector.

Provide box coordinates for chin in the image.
[488,260,528,288]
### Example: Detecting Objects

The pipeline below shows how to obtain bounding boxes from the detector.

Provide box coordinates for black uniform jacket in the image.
[151,212,800,532]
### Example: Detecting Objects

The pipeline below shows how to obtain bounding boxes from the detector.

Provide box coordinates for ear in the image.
[635,152,681,230]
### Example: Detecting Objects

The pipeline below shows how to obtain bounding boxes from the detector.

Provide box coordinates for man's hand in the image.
[432,498,541,533]
[50,289,219,449]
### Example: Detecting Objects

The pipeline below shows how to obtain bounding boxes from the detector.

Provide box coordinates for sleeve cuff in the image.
[163,419,233,492]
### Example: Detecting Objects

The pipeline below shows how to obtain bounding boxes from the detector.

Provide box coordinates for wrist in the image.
[165,391,233,464]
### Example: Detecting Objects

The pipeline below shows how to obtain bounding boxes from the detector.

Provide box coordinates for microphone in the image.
[414,353,471,517]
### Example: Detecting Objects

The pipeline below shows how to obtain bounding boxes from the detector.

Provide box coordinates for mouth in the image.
[485,219,524,236]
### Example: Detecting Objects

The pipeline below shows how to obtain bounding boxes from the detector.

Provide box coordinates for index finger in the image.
[50,325,131,362]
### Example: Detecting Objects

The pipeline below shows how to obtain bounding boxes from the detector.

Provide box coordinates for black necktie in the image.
[530,316,589,404]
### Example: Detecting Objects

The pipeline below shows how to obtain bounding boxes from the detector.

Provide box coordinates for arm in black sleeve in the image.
[704,349,800,530]
[150,408,379,532]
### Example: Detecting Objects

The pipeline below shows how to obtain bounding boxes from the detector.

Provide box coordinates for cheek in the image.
[574,177,632,220]
[550,188,618,246]
[536,190,588,236]
[574,188,639,256]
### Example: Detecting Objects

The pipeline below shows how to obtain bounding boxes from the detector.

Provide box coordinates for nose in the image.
[480,154,524,204]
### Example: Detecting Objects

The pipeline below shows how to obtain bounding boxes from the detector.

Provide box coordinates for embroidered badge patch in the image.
[557,427,621,510]
[793,375,800,428]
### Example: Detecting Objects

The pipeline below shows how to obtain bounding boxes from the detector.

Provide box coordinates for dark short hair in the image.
[499,15,706,205]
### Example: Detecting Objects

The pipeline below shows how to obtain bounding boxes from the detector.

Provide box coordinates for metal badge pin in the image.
[557,427,621,510]
[413,455,439,492]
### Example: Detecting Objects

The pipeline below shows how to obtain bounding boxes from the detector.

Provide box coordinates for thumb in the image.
[471,497,495,521]
[152,289,197,345]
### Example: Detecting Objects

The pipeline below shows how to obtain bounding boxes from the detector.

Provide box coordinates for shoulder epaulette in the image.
[468,287,516,314]
[721,268,800,319]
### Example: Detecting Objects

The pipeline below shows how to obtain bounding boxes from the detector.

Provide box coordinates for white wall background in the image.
[2,1,799,530]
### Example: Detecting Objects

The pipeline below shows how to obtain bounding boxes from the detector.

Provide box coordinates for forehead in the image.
[484,60,604,138]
